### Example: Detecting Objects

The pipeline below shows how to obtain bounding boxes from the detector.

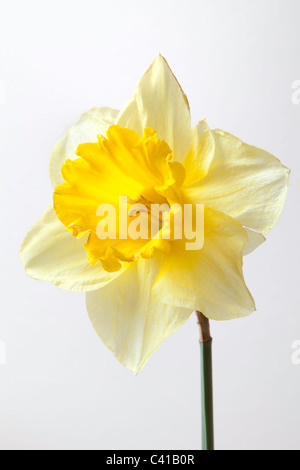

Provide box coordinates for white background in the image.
[0,0,299,450]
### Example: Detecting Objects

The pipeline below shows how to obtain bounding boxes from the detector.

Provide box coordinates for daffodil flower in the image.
[20,55,290,374]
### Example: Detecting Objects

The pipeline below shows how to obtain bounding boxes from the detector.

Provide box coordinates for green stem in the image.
[196,311,214,451]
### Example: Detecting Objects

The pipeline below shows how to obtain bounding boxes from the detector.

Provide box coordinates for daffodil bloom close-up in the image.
[20,55,289,376]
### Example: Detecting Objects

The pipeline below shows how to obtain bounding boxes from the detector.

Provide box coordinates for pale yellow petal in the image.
[183,119,215,186]
[243,228,266,256]
[185,129,290,235]
[152,208,255,321]
[49,107,119,188]
[19,205,125,292]
[117,55,192,162]
[86,253,192,374]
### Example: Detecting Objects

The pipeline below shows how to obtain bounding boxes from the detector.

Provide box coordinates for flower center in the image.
[54,125,186,272]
